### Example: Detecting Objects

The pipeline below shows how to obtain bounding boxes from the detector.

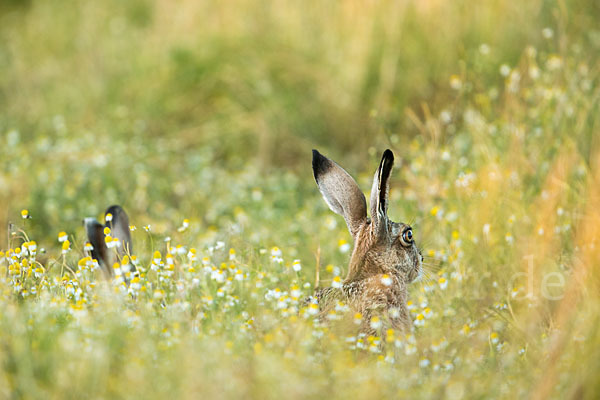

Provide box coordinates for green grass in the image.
[1,0,600,398]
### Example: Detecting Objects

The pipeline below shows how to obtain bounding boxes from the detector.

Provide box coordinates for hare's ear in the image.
[84,218,109,269]
[312,150,367,238]
[105,205,133,256]
[370,149,394,235]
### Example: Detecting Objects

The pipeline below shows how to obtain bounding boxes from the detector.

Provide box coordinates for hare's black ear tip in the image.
[383,149,394,161]
[312,149,322,162]
[312,149,331,180]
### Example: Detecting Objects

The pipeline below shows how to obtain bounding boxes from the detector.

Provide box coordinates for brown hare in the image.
[84,205,136,279]
[311,149,422,334]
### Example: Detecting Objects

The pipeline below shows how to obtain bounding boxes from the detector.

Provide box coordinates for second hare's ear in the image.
[312,150,367,238]
[84,217,110,270]
[105,205,133,256]
[370,149,394,234]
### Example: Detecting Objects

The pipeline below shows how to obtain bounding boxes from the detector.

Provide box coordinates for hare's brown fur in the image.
[311,149,422,333]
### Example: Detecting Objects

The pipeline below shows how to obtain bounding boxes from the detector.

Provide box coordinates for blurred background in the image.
[1,0,597,247]
[2,1,600,398]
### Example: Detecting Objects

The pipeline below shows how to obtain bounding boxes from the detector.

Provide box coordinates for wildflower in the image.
[370,316,382,330]
[187,248,197,262]
[414,314,425,327]
[307,303,319,316]
[84,242,94,252]
[542,27,553,39]
[386,329,395,343]
[113,262,122,276]
[449,75,462,90]
[27,241,37,254]
[327,310,341,321]
[354,313,363,325]
[338,239,350,253]
[381,274,392,286]
[21,209,30,219]
[505,233,514,244]
[153,251,161,264]
[290,285,301,298]
[438,277,448,290]
[271,247,282,257]
[355,338,365,349]
[490,332,499,344]
[419,358,430,368]
[461,324,471,335]
[369,342,380,354]
[174,245,186,255]
[511,286,520,298]
[105,236,118,249]
[61,240,70,254]
[58,232,68,243]
[105,213,113,222]
[423,307,434,318]
[325,216,337,230]
[331,276,343,289]
[234,269,244,281]
[335,301,349,313]
[271,247,283,264]
[499,64,511,77]
[431,338,447,352]
[129,225,136,231]
[292,259,301,272]
[178,218,190,232]
[143,225,151,232]
[121,256,131,273]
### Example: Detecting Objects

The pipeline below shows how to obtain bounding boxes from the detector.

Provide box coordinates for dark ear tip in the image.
[383,149,394,161]
[312,149,331,180]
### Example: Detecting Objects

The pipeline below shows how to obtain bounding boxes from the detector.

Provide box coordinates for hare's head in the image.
[312,149,422,283]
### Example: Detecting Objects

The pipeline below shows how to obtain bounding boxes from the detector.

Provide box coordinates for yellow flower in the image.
[58,232,68,243]
[332,276,342,288]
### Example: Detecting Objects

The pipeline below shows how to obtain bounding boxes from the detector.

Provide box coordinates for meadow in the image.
[1,0,600,398]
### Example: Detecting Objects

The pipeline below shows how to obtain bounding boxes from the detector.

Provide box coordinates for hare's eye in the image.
[401,228,414,246]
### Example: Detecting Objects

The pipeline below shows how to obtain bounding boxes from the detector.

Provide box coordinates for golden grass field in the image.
[1,0,599,398]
